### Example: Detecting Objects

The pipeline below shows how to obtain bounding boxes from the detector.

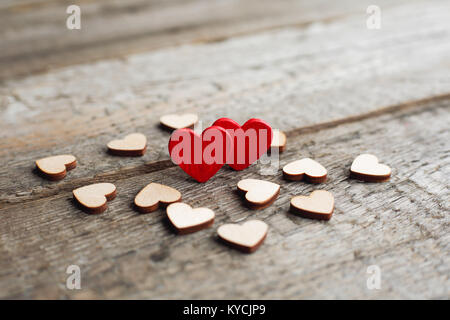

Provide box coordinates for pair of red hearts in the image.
[168,118,273,182]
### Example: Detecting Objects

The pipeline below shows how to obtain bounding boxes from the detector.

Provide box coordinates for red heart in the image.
[168,126,232,183]
[212,118,272,170]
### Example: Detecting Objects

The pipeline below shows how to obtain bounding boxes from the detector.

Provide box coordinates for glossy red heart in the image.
[212,118,273,170]
[168,126,232,183]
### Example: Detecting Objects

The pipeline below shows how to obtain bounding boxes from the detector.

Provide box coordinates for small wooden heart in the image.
[107,133,147,156]
[73,183,116,214]
[35,154,76,181]
[167,202,215,234]
[160,113,198,130]
[350,154,391,182]
[270,129,287,152]
[283,158,327,183]
[290,190,334,220]
[237,179,280,209]
[134,183,181,213]
[218,220,268,253]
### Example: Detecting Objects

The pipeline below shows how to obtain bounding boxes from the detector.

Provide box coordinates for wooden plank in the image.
[0,0,424,80]
[0,97,448,299]
[1,1,450,203]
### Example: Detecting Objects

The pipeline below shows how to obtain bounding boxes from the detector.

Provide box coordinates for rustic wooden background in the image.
[0,0,449,299]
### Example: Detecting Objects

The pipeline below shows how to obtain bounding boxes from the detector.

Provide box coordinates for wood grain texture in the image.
[0,97,448,299]
[0,0,449,300]
[1,0,450,204]
[0,0,413,80]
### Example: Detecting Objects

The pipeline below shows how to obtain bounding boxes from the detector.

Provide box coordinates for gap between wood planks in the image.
[0,0,417,82]
[0,97,447,299]
[1,93,449,207]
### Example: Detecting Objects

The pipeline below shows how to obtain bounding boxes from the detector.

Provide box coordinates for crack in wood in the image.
[1,94,448,207]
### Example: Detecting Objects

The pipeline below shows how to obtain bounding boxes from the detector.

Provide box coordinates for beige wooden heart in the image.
[73,183,116,214]
[218,220,268,253]
[270,129,287,152]
[290,190,334,220]
[107,133,147,156]
[283,158,327,183]
[36,154,76,180]
[350,154,391,182]
[134,182,181,213]
[167,202,214,234]
[160,113,198,130]
[237,179,280,209]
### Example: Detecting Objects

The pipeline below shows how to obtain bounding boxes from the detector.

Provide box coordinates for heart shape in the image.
[212,118,272,170]
[160,113,198,130]
[270,129,287,152]
[134,183,181,213]
[217,220,268,253]
[350,154,391,182]
[107,133,147,156]
[73,183,116,214]
[168,126,231,183]
[290,190,334,220]
[237,179,280,209]
[167,202,215,234]
[283,158,327,183]
[35,154,77,181]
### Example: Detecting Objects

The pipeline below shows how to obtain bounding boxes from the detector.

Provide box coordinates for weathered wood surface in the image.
[0,97,448,299]
[0,0,413,80]
[0,0,449,299]
[1,0,450,204]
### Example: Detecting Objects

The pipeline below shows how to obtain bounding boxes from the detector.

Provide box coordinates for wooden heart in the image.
[168,126,232,183]
[35,154,76,181]
[283,158,327,183]
[107,133,147,156]
[350,154,391,182]
[212,118,273,170]
[167,202,215,234]
[237,179,280,209]
[217,220,268,253]
[134,182,182,213]
[270,129,287,152]
[73,183,116,214]
[290,190,334,220]
[160,113,198,130]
